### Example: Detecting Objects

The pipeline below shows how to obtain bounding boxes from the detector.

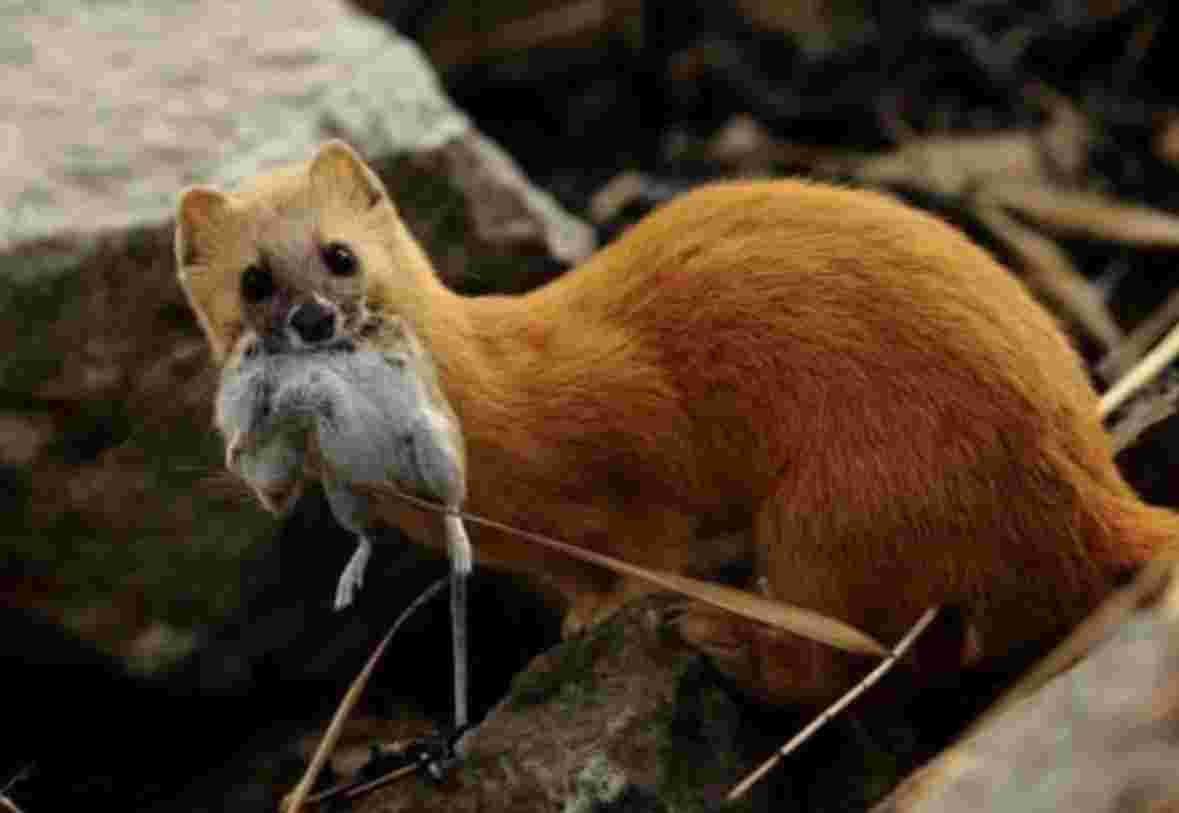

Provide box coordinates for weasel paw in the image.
[561,582,644,638]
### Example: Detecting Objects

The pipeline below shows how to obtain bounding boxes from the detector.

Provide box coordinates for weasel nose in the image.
[289,301,337,344]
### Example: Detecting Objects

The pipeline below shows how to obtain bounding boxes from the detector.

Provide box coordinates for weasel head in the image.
[175,140,435,368]
[179,142,466,519]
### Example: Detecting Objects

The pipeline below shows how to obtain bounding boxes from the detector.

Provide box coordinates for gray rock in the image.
[0,0,592,661]
[874,562,1179,813]
[0,0,592,280]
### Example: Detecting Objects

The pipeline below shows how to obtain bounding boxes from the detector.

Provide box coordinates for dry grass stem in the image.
[356,482,887,656]
[1098,287,1179,383]
[1099,320,1179,418]
[727,607,940,802]
[281,578,448,813]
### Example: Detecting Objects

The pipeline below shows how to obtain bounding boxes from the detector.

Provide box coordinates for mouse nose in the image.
[289,301,337,344]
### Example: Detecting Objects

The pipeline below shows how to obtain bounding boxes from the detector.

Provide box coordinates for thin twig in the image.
[0,764,32,813]
[727,607,940,802]
[1099,320,1179,418]
[282,578,448,813]
[304,762,418,806]
[0,766,32,799]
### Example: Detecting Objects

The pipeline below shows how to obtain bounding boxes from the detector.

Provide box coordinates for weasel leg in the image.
[561,576,656,638]
[674,602,873,708]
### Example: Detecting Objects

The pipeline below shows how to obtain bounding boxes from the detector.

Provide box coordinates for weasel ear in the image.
[309,140,390,212]
[175,186,231,269]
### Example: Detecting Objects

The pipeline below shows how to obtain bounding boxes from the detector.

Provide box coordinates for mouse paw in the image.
[333,536,373,611]
[404,722,471,784]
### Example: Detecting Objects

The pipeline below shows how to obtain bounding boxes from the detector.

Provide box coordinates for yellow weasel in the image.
[176,141,1175,707]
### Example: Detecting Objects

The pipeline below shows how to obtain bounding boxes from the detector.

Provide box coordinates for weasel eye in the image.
[321,242,358,277]
[241,265,275,303]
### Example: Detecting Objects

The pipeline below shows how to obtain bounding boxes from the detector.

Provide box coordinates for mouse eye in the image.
[241,264,275,303]
[321,242,358,277]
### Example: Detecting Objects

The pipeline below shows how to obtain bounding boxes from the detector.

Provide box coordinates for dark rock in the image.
[360,596,773,812]
[2,2,590,808]
[1,0,592,661]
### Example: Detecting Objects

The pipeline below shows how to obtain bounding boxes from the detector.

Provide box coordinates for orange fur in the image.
[177,142,1178,706]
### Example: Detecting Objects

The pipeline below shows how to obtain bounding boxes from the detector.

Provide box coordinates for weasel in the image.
[176,140,1177,706]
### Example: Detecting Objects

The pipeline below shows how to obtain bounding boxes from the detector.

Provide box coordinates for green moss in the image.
[9,463,268,629]
[0,33,34,67]
[650,659,756,813]
[2,395,271,660]
[0,236,94,289]
[457,746,514,787]
[507,619,625,712]
[0,247,272,661]
[0,259,75,389]
[804,718,910,812]
[564,754,628,813]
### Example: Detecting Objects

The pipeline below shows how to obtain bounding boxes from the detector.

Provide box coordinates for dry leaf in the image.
[1022,82,1092,182]
[986,181,1179,248]
[588,171,649,224]
[974,204,1123,351]
[854,132,1046,198]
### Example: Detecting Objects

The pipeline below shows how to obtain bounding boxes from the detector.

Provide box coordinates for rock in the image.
[0,0,592,659]
[350,0,641,72]
[873,558,1179,813]
[358,596,770,813]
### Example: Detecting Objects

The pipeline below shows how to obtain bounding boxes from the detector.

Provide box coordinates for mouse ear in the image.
[309,140,390,212]
[175,186,231,268]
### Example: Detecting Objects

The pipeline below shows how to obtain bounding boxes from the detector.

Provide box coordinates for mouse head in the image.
[175,140,438,366]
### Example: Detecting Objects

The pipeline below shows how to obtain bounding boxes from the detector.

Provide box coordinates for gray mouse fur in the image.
[215,336,466,608]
